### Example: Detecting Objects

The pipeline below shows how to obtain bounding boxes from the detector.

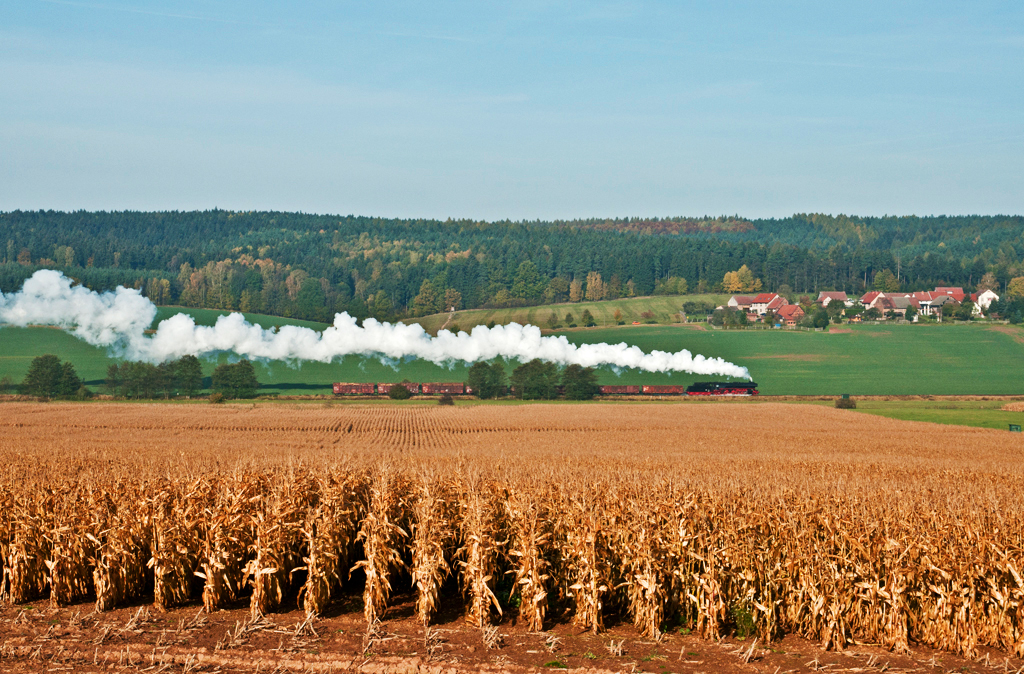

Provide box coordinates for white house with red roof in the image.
[970,289,999,314]
[750,293,788,316]
[727,295,756,311]
[860,291,886,310]
[817,291,851,307]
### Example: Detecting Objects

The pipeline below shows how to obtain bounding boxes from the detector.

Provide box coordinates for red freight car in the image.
[641,385,689,395]
[377,382,419,395]
[599,385,640,395]
[421,382,465,395]
[333,383,376,395]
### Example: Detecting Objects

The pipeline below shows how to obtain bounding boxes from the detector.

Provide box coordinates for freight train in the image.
[334,381,758,396]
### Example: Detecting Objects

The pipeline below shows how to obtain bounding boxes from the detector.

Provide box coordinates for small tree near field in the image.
[21,354,84,398]
[467,361,507,399]
[388,383,412,400]
[211,360,259,399]
[510,359,560,400]
[562,364,599,401]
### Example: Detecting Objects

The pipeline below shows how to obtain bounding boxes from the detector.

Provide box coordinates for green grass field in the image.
[409,294,727,333]
[841,399,1024,432]
[2,309,1023,397]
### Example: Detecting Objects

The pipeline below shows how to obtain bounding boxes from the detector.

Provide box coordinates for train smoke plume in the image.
[0,270,751,378]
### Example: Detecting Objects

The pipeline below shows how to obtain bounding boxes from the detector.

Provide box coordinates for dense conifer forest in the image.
[1,210,1021,323]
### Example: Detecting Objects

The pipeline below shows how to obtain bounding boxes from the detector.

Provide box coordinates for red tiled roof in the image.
[935,287,966,301]
[777,304,804,319]
[751,293,776,303]
[766,296,788,310]
[861,291,882,304]
[818,291,848,300]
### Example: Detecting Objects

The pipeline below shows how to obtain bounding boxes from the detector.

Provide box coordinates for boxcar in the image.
[421,382,465,395]
[641,385,689,395]
[600,385,640,395]
[333,383,376,395]
[377,382,419,395]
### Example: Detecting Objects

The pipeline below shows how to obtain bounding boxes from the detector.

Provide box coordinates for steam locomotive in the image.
[334,381,759,396]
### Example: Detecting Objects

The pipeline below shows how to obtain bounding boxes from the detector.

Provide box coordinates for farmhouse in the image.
[860,291,886,310]
[971,289,999,313]
[750,293,788,315]
[728,295,756,311]
[775,304,805,326]
[935,287,967,302]
[817,291,851,307]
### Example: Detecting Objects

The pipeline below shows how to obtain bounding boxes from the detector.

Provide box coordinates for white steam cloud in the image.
[0,270,750,379]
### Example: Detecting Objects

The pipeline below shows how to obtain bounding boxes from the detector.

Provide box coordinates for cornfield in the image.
[1,401,1024,659]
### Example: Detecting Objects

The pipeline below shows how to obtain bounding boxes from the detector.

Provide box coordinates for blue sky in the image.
[1,1,1021,219]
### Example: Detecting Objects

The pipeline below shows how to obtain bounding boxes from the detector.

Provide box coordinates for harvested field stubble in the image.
[1,403,1024,659]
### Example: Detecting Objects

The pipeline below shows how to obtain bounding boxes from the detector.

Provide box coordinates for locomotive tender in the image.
[335,381,758,396]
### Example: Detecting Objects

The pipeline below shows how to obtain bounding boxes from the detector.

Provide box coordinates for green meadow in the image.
[1,306,1023,397]
[408,294,728,333]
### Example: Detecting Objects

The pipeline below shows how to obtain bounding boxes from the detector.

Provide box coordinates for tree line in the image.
[2,210,1022,325]
[468,360,600,401]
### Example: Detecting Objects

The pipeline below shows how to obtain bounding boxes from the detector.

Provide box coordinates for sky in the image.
[1,1,1022,220]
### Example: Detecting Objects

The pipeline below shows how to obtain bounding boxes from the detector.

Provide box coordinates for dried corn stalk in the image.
[200,476,258,611]
[92,482,152,612]
[5,490,52,604]
[249,470,316,617]
[47,484,96,606]
[505,484,552,631]
[409,474,457,627]
[456,479,505,628]
[150,479,206,610]
[352,469,409,624]
[302,471,364,618]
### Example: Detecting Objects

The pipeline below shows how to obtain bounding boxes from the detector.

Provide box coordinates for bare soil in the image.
[1,593,1016,674]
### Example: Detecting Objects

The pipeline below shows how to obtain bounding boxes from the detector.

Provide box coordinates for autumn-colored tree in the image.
[977,272,998,292]
[443,288,462,312]
[413,280,440,316]
[872,269,900,292]
[585,272,604,302]
[569,278,584,302]
[1007,276,1024,300]
[723,265,762,293]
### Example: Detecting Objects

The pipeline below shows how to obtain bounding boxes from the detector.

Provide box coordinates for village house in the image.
[934,287,967,303]
[860,291,886,310]
[971,289,999,314]
[727,295,756,312]
[750,293,788,316]
[817,291,851,307]
[775,304,805,327]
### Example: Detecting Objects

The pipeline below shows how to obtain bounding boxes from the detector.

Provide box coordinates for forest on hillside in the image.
[1,210,1022,323]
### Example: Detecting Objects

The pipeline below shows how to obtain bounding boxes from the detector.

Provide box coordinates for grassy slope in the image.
[408,294,728,333]
[2,309,1023,396]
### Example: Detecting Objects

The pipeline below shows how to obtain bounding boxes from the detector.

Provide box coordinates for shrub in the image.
[562,364,599,401]
[835,397,857,409]
[388,384,412,400]
[209,392,225,404]
[468,361,507,399]
[438,393,455,406]
[211,360,259,399]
